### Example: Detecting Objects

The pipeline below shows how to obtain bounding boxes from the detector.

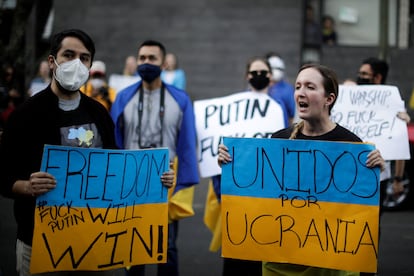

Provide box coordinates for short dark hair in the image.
[139,40,166,60]
[322,15,335,24]
[245,56,272,76]
[49,29,95,61]
[361,57,389,84]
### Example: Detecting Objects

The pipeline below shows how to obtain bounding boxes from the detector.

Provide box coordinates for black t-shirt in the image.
[271,124,362,143]
[58,105,103,148]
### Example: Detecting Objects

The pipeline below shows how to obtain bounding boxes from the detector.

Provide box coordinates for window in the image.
[322,0,398,46]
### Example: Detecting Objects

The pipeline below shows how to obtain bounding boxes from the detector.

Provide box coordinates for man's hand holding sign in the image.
[31,145,174,274]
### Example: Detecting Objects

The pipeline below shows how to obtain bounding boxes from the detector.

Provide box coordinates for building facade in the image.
[16,0,414,115]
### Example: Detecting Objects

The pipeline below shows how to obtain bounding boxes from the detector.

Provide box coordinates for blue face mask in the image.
[137,63,161,83]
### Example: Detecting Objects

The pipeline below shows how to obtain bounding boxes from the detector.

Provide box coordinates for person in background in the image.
[123,55,139,76]
[322,15,337,45]
[266,52,296,126]
[356,57,410,209]
[0,63,24,130]
[161,52,186,90]
[111,40,199,276]
[342,78,357,86]
[304,4,322,46]
[302,4,322,64]
[81,60,116,111]
[27,60,51,97]
[218,63,385,276]
[409,86,414,111]
[355,57,412,276]
[204,56,285,276]
[108,55,140,94]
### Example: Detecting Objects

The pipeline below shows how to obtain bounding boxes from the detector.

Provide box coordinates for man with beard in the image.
[111,40,199,276]
[356,57,410,205]
[0,29,175,276]
[356,57,410,276]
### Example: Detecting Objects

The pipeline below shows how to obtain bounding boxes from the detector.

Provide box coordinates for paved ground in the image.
[1,179,413,276]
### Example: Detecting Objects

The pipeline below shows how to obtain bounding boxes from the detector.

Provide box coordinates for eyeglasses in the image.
[358,71,373,78]
[249,70,269,77]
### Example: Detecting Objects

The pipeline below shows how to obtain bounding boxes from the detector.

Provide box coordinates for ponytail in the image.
[289,121,304,139]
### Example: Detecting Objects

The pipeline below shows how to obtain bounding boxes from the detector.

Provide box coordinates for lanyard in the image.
[137,83,165,148]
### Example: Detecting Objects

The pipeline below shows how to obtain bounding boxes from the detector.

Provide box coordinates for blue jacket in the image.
[268,79,295,127]
[161,69,186,90]
[111,81,199,193]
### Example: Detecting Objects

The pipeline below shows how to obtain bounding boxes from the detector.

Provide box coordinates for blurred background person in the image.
[304,4,322,46]
[27,60,51,97]
[0,63,24,130]
[356,57,409,200]
[266,52,295,126]
[161,52,186,90]
[205,56,285,276]
[302,4,322,64]
[109,55,140,94]
[342,78,357,86]
[81,60,116,111]
[123,55,139,76]
[409,86,414,111]
[322,15,337,46]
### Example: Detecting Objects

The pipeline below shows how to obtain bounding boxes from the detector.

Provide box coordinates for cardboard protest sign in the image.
[221,137,380,273]
[31,145,169,274]
[108,74,141,93]
[331,85,410,160]
[194,91,285,177]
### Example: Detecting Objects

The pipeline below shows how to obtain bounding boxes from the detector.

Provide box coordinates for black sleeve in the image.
[271,126,293,139]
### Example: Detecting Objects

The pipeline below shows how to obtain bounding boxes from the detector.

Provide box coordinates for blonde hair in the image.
[289,121,304,139]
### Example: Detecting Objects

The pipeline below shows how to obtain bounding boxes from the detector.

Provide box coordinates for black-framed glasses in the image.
[249,70,269,77]
[358,71,373,78]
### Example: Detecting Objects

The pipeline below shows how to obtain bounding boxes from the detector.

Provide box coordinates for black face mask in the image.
[356,77,373,85]
[249,75,270,90]
[137,63,161,83]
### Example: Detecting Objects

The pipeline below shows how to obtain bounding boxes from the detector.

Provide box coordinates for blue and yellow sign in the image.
[221,137,380,273]
[31,145,169,274]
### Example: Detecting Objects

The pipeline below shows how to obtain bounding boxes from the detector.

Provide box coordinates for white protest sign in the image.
[109,74,141,93]
[331,85,410,160]
[194,91,285,177]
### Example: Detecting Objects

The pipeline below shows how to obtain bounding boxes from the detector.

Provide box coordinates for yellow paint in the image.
[31,203,168,273]
[222,195,379,273]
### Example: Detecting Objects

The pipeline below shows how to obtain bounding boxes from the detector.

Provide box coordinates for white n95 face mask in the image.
[54,58,90,91]
[271,68,284,82]
[90,78,105,89]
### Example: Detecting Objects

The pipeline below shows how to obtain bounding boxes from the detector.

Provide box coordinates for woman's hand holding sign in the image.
[218,144,232,167]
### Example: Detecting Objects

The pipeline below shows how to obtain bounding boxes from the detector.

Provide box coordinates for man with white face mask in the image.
[0,29,126,276]
[266,52,296,126]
